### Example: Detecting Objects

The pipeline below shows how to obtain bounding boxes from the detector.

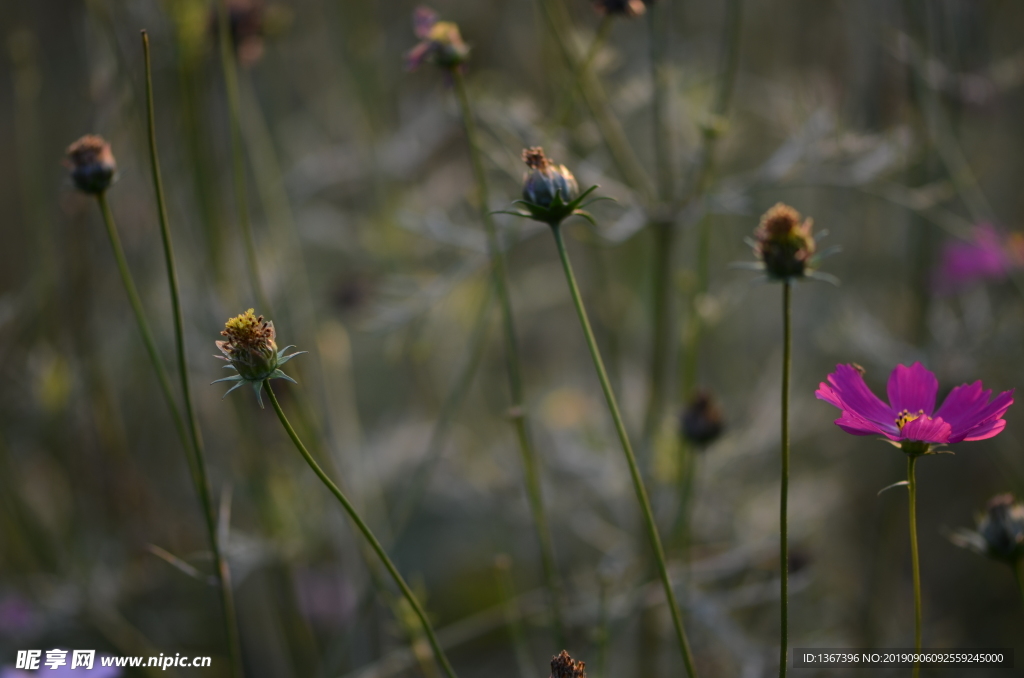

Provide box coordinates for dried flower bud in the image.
[213,309,305,407]
[978,494,1024,562]
[550,651,586,678]
[65,135,116,195]
[753,203,816,280]
[211,0,266,66]
[406,7,470,71]
[680,390,724,447]
[593,0,648,16]
[522,147,579,209]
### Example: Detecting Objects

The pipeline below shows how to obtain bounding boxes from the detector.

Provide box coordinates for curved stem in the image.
[451,68,566,647]
[551,225,699,678]
[779,281,791,678]
[142,31,243,678]
[265,382,458,678]
[907,454,922,678]
[95,194,190,459]
[217,0,270,314]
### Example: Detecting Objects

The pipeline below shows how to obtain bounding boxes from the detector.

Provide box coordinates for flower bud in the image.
[550,651,586,678]
[213,309,305,407]
[977,494,1024,563]
[65,135,116,195]
[593,0,648,16]
[406,7,470,71]
[753,203,816,280]
[522,147,579,208]
[212,0,266,66]
[680,390,724,447]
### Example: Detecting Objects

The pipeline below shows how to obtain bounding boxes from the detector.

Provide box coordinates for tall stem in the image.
[217,0,270,313]
[142,32,243,678]
[907,454,922,678]
[95,194,190,460]
[551,225,699,678]
[265,382,458,678]
[451,68,566,646]
[779,281,791,678]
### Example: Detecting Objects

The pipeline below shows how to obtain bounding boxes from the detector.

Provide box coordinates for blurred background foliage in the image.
[2,0,1024,676]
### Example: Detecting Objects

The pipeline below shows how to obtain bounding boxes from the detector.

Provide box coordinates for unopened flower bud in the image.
[680,390,724,447]
[753,203,816,280]
[978,494,1024,562]
[550,651,586,678]
[65,135,116,195]
[406,7,470,71]
[593,0,648,16]
[522,147,579,209]
[213,309,305,407]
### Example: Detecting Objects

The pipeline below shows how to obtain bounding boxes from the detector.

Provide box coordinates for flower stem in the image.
[1013,559,1024,615]
[451,68,566,647]
[779,280,791,678]
[907,454,922,678]
[95,193,190,456]
[265,382,458,678]
[217,0,270,314]
[551,224,699,678]
[142,31,243,678]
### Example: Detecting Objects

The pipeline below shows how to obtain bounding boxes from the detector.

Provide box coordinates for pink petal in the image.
[934,381,990,430]
[959,418,1007,442]
[948,389,1014,442]
[898,415,951,444]
[413,6,438,38]
[818,364,895,431]
[887,362,939,415]
[834,412,899,439]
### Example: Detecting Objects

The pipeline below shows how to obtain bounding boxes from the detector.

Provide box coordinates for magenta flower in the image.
[405,7,469,72]
[816,362,1013,449]
[933,224,1024,295]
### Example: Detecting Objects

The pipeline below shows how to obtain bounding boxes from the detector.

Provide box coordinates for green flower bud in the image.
[522,147,579,208]
[65,135,116,195]
[213,309,305,407]
[753,203,817,280]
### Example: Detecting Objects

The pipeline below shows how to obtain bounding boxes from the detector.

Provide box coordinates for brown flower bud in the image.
[680,390,724,447]
[65,135,116,195]
[550,651,586,678]
[753,203,816,280]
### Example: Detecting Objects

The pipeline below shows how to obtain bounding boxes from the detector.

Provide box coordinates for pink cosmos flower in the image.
[816,362,1013,446]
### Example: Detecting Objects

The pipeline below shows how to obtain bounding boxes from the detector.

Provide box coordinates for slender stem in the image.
[779,281,791,678]
[95,194,191,460]
[265,382,458,678]
[551,225,699,678]
[907,454,922,678]
[217,0,270,314]
[141,31,243,678]
[553,14,613,129]
[451,68,566,647]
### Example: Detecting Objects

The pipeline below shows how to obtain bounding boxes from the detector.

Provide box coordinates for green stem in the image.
[141,31,243,678]
[95,193,191,462]
[217,0,270,314]
[451,68,566,647]
[907,454,922,678]
[265,382,458,678]
[553,14,613,129]
[779,281,791,678]
[551,224,699,678]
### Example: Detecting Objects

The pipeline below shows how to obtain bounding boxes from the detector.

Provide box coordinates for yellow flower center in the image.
[895,409,926,431]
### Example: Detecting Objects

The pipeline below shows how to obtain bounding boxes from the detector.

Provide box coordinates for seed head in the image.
[65,135,116,195]
[521,147,579,210]
[680,390,724,447]
[406,7,470,71]
[213,309,305,407]
[753,203,816,280]
[550,651,586,678]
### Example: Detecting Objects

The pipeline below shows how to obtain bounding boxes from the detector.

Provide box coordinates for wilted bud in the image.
[593,0,647,16]
[522,147,579,209]
[65,135,116,195]
[406,7,470,71]
[550,651,586,678]
[680,390,724,447]
[753,203,816,280]
[213,309,305,407]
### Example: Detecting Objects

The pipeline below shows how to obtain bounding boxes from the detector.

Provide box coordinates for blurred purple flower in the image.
[0,594,38,635]
[816,362,1013,445]
[933,224,1024,295]
[405,7,469,72]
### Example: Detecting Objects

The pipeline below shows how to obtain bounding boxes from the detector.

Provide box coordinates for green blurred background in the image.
[2,0,1024,675]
